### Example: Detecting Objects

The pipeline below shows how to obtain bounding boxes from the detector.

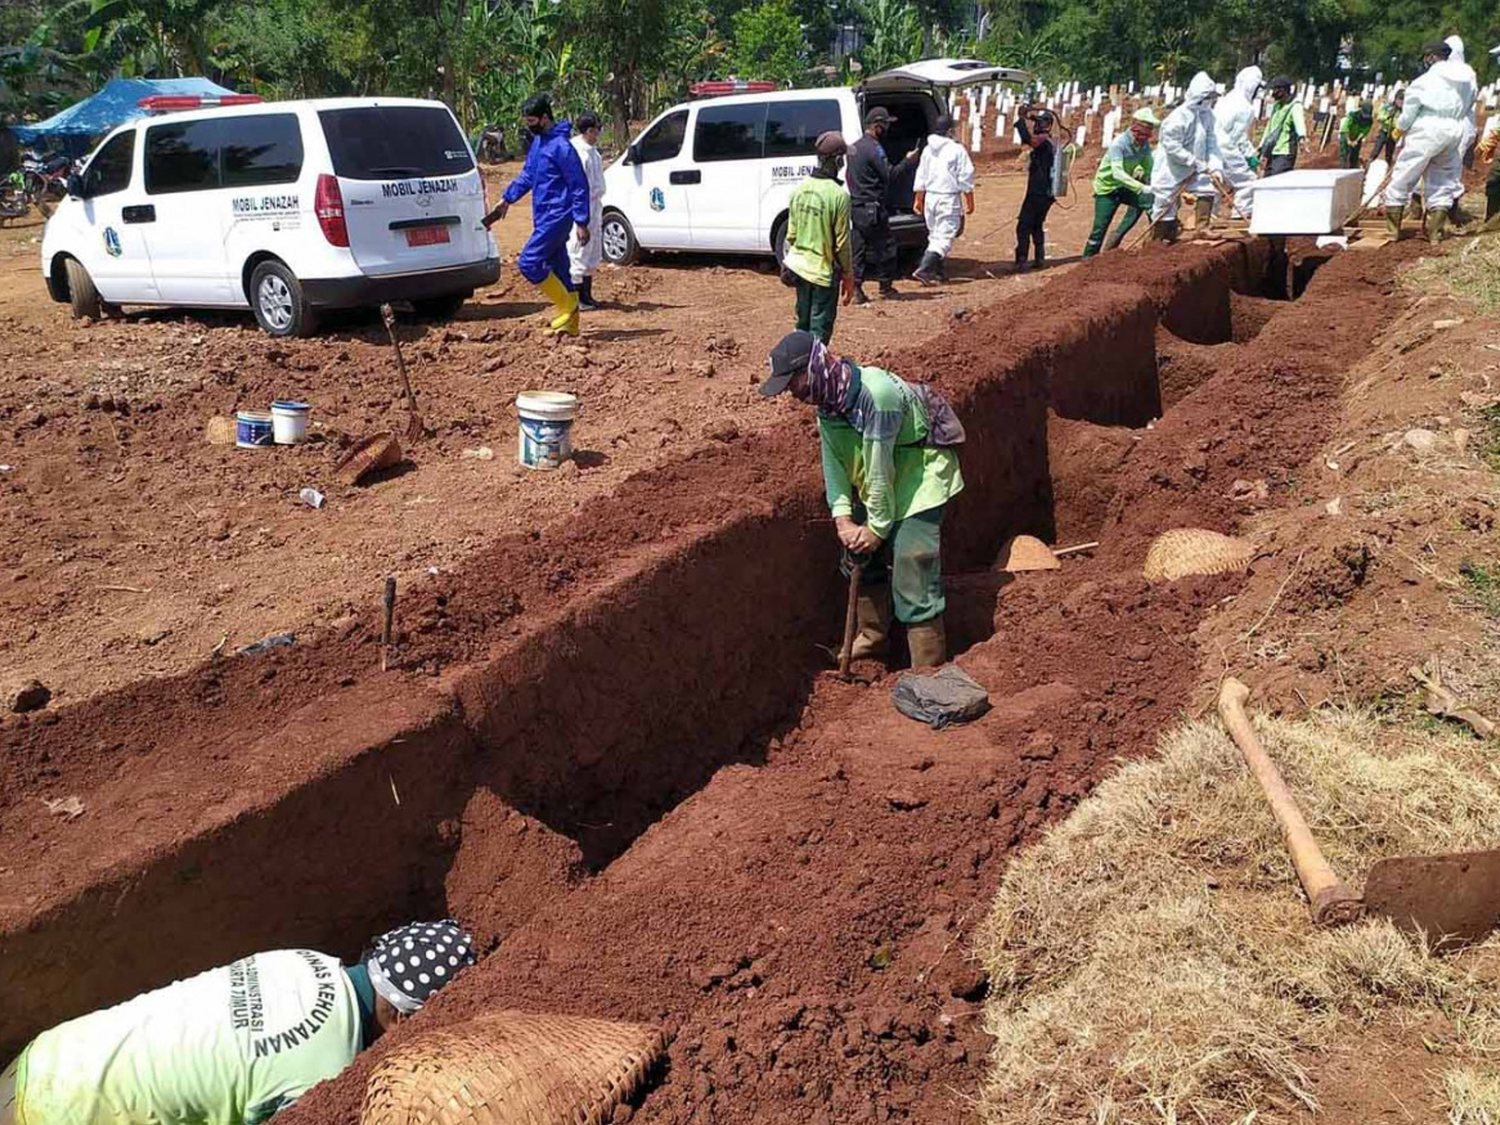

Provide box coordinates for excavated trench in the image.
[0,239,1414,1120]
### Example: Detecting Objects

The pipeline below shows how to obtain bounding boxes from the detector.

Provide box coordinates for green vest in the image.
[16,950,362,1125]
[784,174,851,288]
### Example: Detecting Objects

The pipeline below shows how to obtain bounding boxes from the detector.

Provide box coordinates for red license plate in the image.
[404,225,450,247]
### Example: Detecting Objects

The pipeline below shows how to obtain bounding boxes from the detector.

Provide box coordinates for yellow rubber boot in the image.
[537,273,581,336]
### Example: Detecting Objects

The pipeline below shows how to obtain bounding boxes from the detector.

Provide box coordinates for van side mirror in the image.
[66,171,86,199]
[626,142,642,165]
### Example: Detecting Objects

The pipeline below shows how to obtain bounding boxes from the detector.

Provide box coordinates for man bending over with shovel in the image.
[2,920,476,1124]
[761,330,964,669]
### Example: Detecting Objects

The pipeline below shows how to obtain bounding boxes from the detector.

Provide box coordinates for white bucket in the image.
[516,391,577,470]
[271,400,310,445]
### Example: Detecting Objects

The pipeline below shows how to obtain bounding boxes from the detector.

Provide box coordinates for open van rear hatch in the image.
[860,58,1029,93]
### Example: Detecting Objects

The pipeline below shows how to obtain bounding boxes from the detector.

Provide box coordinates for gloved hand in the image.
[1248,154,1260,170]
[963,191,975,215]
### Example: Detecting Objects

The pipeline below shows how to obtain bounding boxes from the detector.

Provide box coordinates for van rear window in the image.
[318,106,475,180]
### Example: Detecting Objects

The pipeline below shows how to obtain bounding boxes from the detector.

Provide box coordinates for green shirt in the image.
[1263,100,1307,157]
[817,365,963,539]
[784,172,851,289]
[1339,112,1372,143]
[1093,130,1153,195]
[16,950,362,1125]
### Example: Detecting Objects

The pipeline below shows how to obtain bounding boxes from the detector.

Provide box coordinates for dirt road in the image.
[0,160,1100,708]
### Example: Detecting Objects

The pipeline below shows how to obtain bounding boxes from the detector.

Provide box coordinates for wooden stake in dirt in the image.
[837,563,863,680]
[1217,678,1364,926]
[380,303,424,442]
[381,575,397,672]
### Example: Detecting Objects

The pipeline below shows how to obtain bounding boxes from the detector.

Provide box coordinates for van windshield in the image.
[318,106,475,180]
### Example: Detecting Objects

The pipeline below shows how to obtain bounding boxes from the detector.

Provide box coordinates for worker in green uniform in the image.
[1339,101,1375,167]
[0,920,476,1125]
[1083,107,1158,256]
[783,132,855,344]
[1259,75,1308,175]
[760,330,964,669]
[1368,92,1403,164]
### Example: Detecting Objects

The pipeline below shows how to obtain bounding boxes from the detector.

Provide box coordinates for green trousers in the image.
[842,504,945,624]
[1082,188,1149,257]
[795,276,838,344]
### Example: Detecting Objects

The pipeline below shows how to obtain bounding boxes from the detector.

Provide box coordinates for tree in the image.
[854,0,924,75]
[729,0,805,85]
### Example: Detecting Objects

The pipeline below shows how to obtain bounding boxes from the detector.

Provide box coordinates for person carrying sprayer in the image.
[0,921,477,1125]
[1008,105,1057,272]
[567,112,606,311]
[911,115,975,285]
[1382,41,1469,243]
[483,93,591,337]
[1215,65,1263,218]
[759,330,964,670]
[1082,107,1157,256]
[1149,72,1228,241]
[1259,76,1307,176]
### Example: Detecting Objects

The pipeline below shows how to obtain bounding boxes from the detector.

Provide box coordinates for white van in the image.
[599,59,1026,266]
[42,96,499,337]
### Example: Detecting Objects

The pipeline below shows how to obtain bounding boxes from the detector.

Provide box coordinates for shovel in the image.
[380,303,424,442]
[1218,677,1500,948]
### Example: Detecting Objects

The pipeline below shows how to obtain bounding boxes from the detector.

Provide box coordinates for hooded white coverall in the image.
[914,132,975,256]
[1215,65,1263,218]
[1383,63,1467,213]
[1151,72,1224,222]
[567,133,605,284]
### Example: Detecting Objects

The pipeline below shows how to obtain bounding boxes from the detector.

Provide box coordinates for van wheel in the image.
[412,291,470,320]
[65,258,103,319]
[250,260,317,338]
[772,216,789,266]
[601,212,638,265]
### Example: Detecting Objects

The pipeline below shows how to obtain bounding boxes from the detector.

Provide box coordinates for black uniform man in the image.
[846,107,921,304]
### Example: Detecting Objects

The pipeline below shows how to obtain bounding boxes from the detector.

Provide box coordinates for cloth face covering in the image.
[366,920,477,1015]
[806,339,858,414]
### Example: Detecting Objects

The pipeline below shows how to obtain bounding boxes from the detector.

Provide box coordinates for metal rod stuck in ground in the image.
[381,576,396,672]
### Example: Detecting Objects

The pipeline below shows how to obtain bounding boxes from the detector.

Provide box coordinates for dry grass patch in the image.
[1403,232,1500,314]
[976,709,1500,1124]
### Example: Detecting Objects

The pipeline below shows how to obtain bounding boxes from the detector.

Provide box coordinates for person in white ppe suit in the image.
[1435,35,1479,223]
[911,114,975,285]
[1149,72,1227,240]
[1214,65,1262,218]
[566,113,606,310]
[1383,41,1468,242]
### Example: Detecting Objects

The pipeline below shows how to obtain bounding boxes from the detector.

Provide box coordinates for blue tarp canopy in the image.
[10,77,236,153]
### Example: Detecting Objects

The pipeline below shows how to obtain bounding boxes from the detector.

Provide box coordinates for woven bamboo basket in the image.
[1143,528,1255,582]
[360,1011,666,1125]
[205,416,236,445]
[336,431,404,486]
[996,534,1061,573]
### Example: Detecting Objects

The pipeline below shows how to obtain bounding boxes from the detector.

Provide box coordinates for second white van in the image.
[599,59,1026,267]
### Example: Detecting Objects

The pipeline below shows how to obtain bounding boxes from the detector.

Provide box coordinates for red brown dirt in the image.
[273,243,1418,1125]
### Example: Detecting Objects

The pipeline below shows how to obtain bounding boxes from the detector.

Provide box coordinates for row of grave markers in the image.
[947,75,1498,155]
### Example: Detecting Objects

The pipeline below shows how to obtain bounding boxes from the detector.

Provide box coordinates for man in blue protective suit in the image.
[483,93,592,337]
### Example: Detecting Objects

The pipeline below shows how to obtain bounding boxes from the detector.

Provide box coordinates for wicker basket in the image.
[1143,528,1255,582]
[336,431,404,485]
[205,416,237,445]
[361,1011,666,1125]
[996,535,1061,573]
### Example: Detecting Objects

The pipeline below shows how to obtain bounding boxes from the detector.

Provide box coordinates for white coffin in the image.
[1249,169,1365,235]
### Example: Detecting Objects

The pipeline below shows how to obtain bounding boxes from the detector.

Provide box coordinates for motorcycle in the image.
[475,123,510,164]
[0,173,31,225]
[21,149,72,216]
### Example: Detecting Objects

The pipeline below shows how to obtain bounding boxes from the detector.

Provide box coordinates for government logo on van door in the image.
[103,227,122,258]
[650,187,666,212]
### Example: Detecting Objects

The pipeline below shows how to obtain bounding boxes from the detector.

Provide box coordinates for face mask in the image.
[527,122,546,136]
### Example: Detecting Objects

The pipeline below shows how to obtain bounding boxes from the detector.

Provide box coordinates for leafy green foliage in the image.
[729,0,805,86]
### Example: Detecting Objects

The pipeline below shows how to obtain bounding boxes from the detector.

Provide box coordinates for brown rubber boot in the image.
[1385,209,1404,241]
[906,617,947,670]
[1147,218,1180,243]
[1426,209,1450,245]
[849,584,892,660]
[1192,195,1214,231]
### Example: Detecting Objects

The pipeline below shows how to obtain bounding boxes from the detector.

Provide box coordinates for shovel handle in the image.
[1217,678,1364,926]
[838,563,862,678]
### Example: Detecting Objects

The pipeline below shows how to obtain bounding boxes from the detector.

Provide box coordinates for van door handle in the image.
[669,171,701,185]
[122,205,155,224]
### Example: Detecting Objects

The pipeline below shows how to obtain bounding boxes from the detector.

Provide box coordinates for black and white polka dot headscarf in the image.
[365,919,476,1015]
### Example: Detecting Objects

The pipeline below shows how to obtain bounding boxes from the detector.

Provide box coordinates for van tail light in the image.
[314,174,349,247]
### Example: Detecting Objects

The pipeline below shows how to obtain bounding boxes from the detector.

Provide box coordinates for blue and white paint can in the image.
[236,410,274,449]
[516,391,577,470]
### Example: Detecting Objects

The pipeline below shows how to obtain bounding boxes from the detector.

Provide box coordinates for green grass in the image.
[1478,403,1500,473]
[1459,560,1500,620]
[1403,233,1500,315]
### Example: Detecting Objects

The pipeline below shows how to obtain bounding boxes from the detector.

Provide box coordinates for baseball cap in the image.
[815,131,847,158]
[864,106,898,127]
[761,331,816,397]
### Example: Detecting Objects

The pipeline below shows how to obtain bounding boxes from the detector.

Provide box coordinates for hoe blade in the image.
[1364,849,1500,950]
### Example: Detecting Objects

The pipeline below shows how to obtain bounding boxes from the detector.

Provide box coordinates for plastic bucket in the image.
[236,410,274,449]
[516,391,578,470]
[271,400,310,445]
